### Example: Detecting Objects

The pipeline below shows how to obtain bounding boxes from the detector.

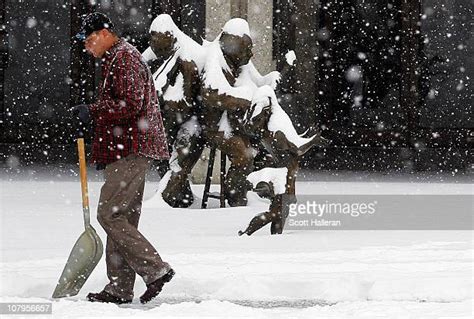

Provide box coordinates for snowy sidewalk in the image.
[1,179,472,318]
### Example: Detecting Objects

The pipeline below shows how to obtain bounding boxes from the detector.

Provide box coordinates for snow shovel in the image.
[52,138,103,298]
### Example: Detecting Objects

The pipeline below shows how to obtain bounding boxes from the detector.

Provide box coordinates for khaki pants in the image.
[97,154,170,300]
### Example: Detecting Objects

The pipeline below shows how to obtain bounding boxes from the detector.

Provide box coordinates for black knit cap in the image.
[75,12,114,41]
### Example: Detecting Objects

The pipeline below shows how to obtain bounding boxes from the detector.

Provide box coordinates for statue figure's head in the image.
[149,14,178,60]
[219,18,253,68]
[150,31,176,59]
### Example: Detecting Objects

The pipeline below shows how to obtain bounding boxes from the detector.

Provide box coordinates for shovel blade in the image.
[52,226,103,298]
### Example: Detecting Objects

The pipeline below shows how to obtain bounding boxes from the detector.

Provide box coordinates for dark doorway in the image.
[273,0,472,171]
[317,0,403,130]
[2,0,73,164]
[419,0,473,129]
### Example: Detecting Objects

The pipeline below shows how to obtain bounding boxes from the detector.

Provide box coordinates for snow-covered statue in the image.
[200,18,282,207]
[142,14,206,207]
[238,86,328,235]
[200,19,328,234]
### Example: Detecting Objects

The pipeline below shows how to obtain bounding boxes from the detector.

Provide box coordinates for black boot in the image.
[139,269,175,304]
[162,175,194,208]
[86,290,132,304]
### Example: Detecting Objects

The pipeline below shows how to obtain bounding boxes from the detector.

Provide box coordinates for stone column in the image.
[247,0,274,74]
[293,0,319,130]
[231,0,248,19]
[206,0,274,73]
[205,0,232,41]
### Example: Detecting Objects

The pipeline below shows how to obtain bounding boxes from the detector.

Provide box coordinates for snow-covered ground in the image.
[1,168,473,318]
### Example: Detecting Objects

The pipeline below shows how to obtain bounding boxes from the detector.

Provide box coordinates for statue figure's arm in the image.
[163,59,199,112]
[245,61,281,90]
[201,65,252,112]
[201,87,251,112]
[180,60,200,105]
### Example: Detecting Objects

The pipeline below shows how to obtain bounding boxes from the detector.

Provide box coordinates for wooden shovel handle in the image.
[77,138,89,209]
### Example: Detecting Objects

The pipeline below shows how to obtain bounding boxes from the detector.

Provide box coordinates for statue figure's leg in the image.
[156,110,184,178]
[162,134,205,208]
[238,196,281,236]
[269,195,286,234]
[213,133,254,207]
[238,211,273,236]
[284,156,298,199]
[270,156,298,234]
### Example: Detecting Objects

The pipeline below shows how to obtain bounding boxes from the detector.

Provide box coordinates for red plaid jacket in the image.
[89,39,169,165]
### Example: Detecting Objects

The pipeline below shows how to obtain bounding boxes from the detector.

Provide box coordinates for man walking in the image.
[72,12,174,304]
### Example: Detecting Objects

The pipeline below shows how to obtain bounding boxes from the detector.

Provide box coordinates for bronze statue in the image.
[144,17,329,233]
[143,14,205,207]
[199,19,329,233]
[200,18,281,207]
[238,86,328,235]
